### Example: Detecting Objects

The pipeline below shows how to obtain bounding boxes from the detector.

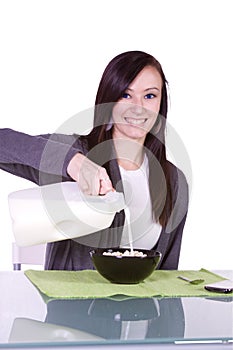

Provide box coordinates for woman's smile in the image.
[124,117,147,125]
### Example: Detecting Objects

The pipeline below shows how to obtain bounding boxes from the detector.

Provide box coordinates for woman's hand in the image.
[67,153,114,195]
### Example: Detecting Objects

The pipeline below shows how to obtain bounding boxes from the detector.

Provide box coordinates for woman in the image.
[0,50,189,270]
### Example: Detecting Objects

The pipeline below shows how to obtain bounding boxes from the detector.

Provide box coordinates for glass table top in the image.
[0,271,232,349]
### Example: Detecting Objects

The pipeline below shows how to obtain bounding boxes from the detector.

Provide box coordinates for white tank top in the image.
[119,155,162,250]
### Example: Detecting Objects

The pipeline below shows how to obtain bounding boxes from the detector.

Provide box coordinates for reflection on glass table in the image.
[8,296,233,345]
[9,298,184,342]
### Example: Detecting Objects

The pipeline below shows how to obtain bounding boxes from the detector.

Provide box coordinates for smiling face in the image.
[112,65,162,144]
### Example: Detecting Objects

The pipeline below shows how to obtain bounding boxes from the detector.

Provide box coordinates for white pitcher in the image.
[8,182,125,247]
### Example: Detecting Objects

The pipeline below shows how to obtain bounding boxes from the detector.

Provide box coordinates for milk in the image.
[124,207,134,254]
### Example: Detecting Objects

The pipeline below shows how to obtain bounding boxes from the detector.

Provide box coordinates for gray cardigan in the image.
[0,128,189,270]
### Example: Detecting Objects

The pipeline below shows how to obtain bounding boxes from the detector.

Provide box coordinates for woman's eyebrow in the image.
[126,87,160,92]
[145,87,160,92]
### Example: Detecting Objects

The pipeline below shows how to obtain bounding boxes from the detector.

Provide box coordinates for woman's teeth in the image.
[125,117,147,125]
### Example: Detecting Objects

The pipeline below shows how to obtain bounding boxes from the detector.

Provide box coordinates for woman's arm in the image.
[0,128,81,185]
[0,128,115,192]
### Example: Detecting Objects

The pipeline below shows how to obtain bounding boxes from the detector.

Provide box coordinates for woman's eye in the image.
[122,93,131,99]
[145,93,156,99]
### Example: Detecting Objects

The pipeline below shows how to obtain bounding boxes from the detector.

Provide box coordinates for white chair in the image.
[12,242,46,270]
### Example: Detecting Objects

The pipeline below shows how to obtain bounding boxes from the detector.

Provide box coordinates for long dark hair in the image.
[87,50,174,226]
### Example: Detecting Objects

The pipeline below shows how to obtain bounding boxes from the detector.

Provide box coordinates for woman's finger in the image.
[99,177,114,195]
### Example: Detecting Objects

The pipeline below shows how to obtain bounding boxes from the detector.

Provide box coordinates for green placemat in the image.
[24,269,232,300]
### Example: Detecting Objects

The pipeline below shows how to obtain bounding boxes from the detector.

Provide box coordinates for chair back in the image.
[12,242,46,270]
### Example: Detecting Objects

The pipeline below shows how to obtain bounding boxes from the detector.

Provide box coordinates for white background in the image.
[0,0,232,271]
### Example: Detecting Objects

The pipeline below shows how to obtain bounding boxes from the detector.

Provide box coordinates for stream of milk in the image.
[124,207,134,254]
